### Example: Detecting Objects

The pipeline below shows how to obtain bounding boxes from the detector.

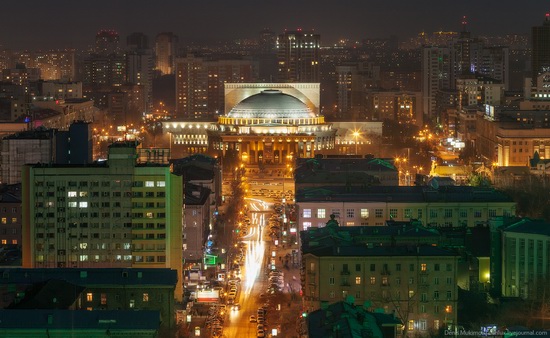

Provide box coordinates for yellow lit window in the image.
[143,293,149,302]
[421,263,427,271]
[86,293,93,302]
[355,277,361,285]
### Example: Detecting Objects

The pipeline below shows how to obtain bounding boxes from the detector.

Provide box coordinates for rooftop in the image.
[0,268,178,287]
[307,300,401,338]
[227,89,315,119]
[295,185,514,203]
[504,218,550,236]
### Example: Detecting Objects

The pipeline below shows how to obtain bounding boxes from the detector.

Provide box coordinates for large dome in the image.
[227,90,315,119]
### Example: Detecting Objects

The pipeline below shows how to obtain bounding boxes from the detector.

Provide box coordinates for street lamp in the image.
[352,130,360,155]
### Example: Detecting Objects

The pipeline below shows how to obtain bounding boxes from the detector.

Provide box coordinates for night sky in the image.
[1,0,549,50]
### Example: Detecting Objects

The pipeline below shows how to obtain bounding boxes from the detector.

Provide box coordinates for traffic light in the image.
[235,229,240,233]
[302,312,307,318]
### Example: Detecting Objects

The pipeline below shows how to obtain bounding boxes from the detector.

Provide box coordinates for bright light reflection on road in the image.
[243,200,267,293]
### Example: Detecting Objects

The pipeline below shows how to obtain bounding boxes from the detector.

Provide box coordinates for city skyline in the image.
[1,0,550,50]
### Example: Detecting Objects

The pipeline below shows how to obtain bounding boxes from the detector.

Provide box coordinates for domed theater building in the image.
[163,83,336,164]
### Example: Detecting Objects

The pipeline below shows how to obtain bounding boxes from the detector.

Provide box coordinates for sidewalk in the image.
[268,242,304,337]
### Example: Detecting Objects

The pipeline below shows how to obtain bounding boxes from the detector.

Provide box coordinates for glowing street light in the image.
[352,130,360,155]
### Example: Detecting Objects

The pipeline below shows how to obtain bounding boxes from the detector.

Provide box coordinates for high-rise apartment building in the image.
[1,122,92,185]
[532,14,550,84]
[83,54,126,88]
[276,29,320,83]
[21,142,183,299]
[13,50,75,81]
[155,33,178,75]
[336,62,380,119]
[95,30,120,55]
[174,55,258,119]
[126,32,149,50]
[421,47,452,118]
[126,49,153,113]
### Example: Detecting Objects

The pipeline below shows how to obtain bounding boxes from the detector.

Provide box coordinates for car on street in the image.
[249,315,257,323]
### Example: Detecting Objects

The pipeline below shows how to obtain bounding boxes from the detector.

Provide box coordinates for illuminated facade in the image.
[155,32,178,75]
[21,142,183,300]
[501,219,550,299]
[475,109,550,166]
[302,248,459,335]
[164,83,336,162]
[13,50,75,81]
[295,186,515,228]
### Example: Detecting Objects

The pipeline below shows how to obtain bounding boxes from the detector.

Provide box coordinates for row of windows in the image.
[35,254,166,263]
[63,191,167,198]
[324,263,454,273]
[303,207,498,219]
[328,276,453,286]
[0,218,18,224]
[326,290,454,311]
[86,292,160,304]
[1,239,17,245]
[35,180,165,188]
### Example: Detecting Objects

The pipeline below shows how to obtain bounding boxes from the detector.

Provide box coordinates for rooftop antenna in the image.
[461,15,468,32]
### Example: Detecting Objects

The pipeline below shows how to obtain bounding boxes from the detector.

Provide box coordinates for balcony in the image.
[381,269,391,276]
[340,282,351,287]
[340,270,350,276]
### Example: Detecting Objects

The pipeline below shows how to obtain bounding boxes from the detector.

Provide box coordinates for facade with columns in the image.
[163,83,336,163]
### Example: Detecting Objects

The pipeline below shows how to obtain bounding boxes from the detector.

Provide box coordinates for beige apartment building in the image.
[295,186,515,229]
[302,245,459,335]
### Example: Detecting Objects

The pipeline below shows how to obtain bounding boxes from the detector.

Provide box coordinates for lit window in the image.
[360,209,369,218]
[68,191,77,197]
[79,202,88,208]
[1,218,6,224]
[303,209,311,218]
[370,277,376,285]
[101,293,107,305]
[143,293,149,302]
[86,293,93,302]
[1,240,6,245]
[11,218,17,223]
[129,300,135,308]
[303,222,311,230]
[317,209,325,218]
[79,191,88,197]
[421,263,427,271]
[145,181,154,187]
[156,181,165,187]
[68,202,77,207]
[408,320,414,331]
[355,277,361,285]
